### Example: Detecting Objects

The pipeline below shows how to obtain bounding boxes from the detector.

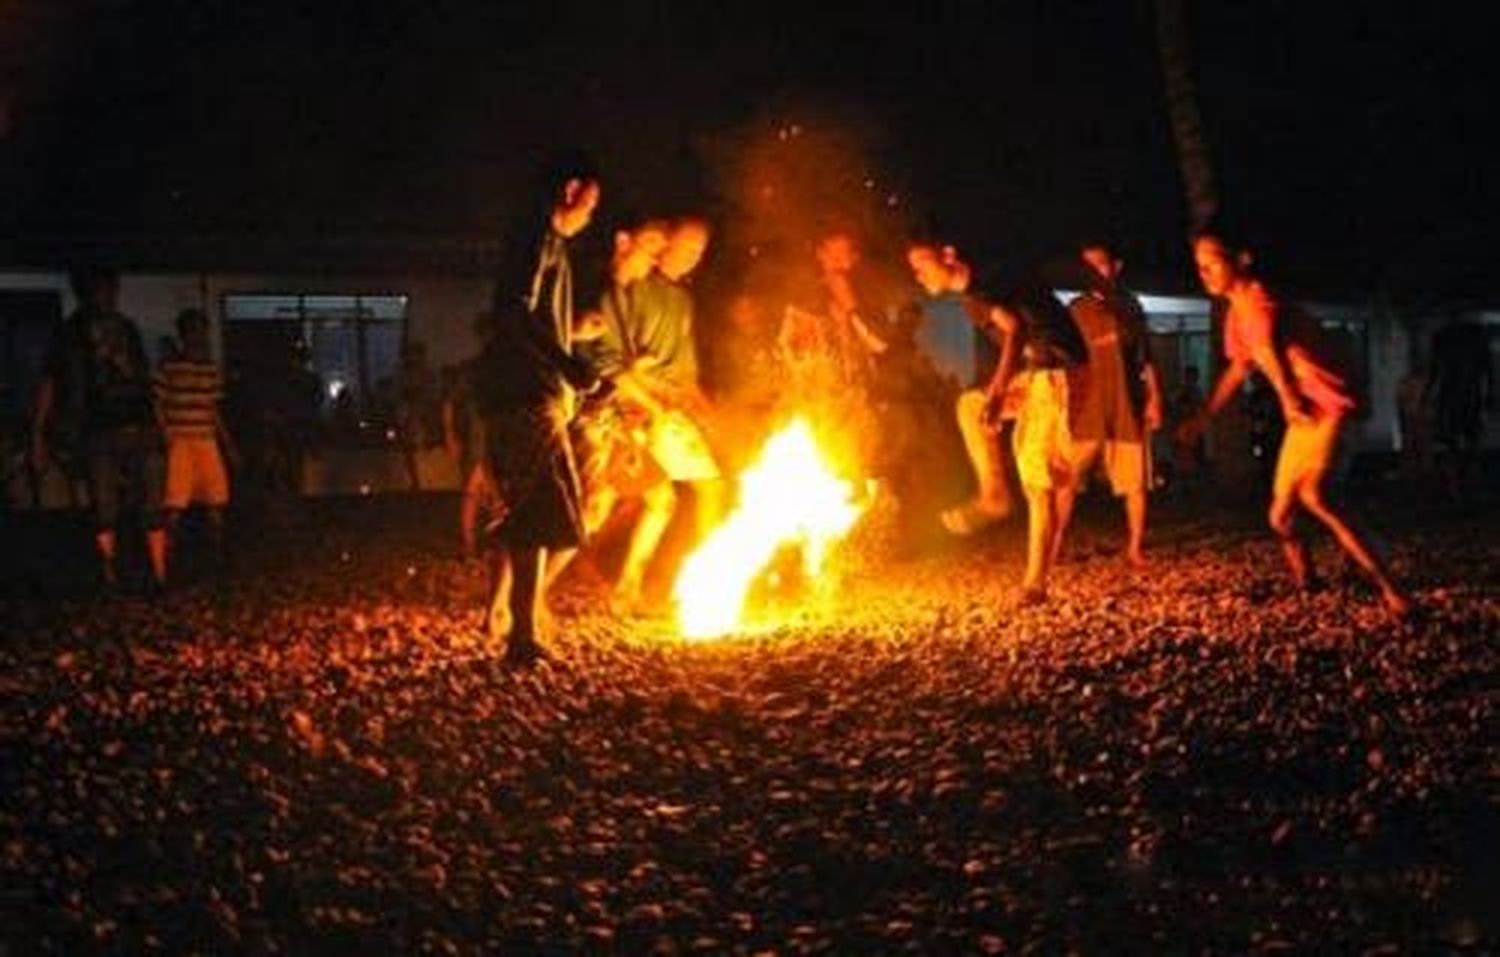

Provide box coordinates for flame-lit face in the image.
[1193,236,1242,297]
[613,225,668,285]
[552,178,601,238]
[660,222,710,281]
[728,294,764,330]
[674,419,864,639]
[816,234,859,276]
[1081,246,1121,285]
[907,246,950,296]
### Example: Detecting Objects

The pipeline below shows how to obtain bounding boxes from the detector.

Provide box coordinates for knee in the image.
[1296,482,1327,513]
[1267,500,1295,538]
[955,390,985,429]
[644,483,677,512]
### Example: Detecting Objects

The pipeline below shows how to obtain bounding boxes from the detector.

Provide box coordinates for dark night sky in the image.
[1,1,1494,300]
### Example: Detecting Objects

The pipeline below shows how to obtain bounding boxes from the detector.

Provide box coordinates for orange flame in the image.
[673,418,865,639]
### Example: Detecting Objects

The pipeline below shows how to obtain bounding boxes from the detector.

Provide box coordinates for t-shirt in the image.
[477,227,584,413]
[587,272,700,391]
[48,308,155,434]
[1224,281,1354,417]
[1068,287,1150,442]
[915,292,980,387]
[154,356,223,440]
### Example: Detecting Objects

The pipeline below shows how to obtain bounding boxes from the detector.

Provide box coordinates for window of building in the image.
[222,293,407,439]
[0,289,63,427]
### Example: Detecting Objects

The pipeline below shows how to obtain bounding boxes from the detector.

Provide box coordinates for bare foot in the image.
[941,499,1010,536]
[1381,588,1414,620]
[1016,586,1048,608]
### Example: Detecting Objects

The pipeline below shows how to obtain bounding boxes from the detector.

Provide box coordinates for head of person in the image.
[1191,230,1254,298]
[728,293,765,331]
[815,231,860,277]
[69,265,120,314]
[611,220,670,285]
[906,243,969,296]
[551,176,601,238]
[1079,241,1124,287]
[659,217,711,281]
[175,308,210,358]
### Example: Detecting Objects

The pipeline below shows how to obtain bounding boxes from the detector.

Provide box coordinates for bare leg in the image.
[1051,481,1080,568]
[956,390,1013,514]
[459,465,486,556]
[1021,485,1056,596]
[146,527,168,586]
[508,547,544,650]
[616,481,676,606]
[1297,479,1411,616]
[95,529,119,587]
[1124,489,1148,566]
[204,507,226,571]
[691,478,728,544]
[1268,488,1314,589]
[546,484,618,591]
[485,546,514,641]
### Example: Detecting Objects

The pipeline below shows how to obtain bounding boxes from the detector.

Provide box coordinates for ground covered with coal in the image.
[1,495,1495,954]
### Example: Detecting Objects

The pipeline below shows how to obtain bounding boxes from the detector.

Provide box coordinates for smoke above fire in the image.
[697,97,919,312]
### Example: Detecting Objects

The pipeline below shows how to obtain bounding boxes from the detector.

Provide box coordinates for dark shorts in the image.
[86,426,165,531]
[482,403,584,550]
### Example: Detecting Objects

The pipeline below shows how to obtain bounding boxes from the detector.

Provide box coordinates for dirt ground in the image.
[1,491,1495,953]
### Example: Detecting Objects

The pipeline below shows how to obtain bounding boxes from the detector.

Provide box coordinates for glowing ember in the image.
[674,418,864,639]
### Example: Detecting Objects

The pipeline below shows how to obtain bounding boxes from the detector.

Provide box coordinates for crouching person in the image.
[981,283,1088,605]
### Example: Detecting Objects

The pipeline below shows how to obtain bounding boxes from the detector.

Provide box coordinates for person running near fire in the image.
[1176,229,1411,618]
[575,217,725,614]
[545,218,670,591]
[905,242,1015,535]
[1053,241,1164,567]
[472,156,602,666]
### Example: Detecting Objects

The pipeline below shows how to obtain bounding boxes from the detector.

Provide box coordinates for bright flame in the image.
[674,418,864,639]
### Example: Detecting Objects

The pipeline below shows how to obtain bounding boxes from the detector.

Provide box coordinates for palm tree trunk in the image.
[1154,0,1218,234]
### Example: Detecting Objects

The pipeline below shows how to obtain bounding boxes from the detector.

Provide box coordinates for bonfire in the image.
[673,418,866,638]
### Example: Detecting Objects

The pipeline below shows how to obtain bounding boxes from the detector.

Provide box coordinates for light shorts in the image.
[1067,437,1150,496]
[1012,370,1073,491]
[1273,413,1343,499]
[164,436,229,509]
[648,410,721,483]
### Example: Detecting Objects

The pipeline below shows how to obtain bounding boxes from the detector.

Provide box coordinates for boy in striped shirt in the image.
[155,308,236,576]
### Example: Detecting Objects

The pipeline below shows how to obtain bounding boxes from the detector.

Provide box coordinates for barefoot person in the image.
[905,243,1015,534]
[587,217,724,613]
[1177,230,1411,617]
[1054,241,1163,567]
[474,158,602,665]
[979,281,1088,604]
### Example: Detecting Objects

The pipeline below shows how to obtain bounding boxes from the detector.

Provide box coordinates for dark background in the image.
[1,1,1493,300]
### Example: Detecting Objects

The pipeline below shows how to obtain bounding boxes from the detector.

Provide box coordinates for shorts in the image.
[1273,413,1344,499]
[86,427,165,531]
[1011,370,1072,491]
[647,410,721,482]
[165,436,230,509]
[1067,437,1150,496]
